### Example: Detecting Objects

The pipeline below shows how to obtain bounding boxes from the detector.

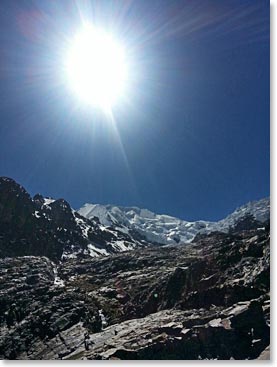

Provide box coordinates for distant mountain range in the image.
[79,198,270,246]
[0,176,270,261]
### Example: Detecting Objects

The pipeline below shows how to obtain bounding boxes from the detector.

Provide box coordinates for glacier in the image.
[79,198,270,246]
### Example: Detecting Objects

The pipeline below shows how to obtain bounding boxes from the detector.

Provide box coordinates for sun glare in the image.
[65,25,128,110]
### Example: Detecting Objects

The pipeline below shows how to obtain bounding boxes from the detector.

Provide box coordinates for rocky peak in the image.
[47,199,75,227]
[0,176,34,226]
[33,193,45,206]
[0,177,30,198]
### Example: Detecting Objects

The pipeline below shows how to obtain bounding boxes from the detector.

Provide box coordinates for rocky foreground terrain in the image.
[0,223,270,359]
[0,177,270,360]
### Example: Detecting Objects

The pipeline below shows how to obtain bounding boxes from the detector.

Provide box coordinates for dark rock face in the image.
[0,177,146,261]
[229,213,265,233]
[0,177,34,227]
[0,177,270,360]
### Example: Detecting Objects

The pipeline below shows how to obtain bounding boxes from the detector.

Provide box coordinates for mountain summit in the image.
[78,198,270,246]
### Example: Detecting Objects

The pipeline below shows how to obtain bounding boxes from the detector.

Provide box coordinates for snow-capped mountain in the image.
[78,198,270,246]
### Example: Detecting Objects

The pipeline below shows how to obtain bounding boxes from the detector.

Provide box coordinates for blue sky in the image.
[0,0,269,221]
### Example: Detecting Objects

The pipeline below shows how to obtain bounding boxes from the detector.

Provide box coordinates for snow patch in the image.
[52,263,65,287]
[98,309,108,329]
[87,244,109,257]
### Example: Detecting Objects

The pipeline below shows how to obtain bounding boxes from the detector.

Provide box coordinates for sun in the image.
[65,25,128,110]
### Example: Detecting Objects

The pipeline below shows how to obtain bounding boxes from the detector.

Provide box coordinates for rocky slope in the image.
[0,221,270,359]
[79,198,270,245]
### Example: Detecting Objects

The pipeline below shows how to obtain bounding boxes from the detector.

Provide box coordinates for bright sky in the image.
[0,0,269,221]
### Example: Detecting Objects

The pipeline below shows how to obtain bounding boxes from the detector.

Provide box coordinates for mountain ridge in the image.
[0,177,146,261]
[78,197,270,246]
[79,196,269,223]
